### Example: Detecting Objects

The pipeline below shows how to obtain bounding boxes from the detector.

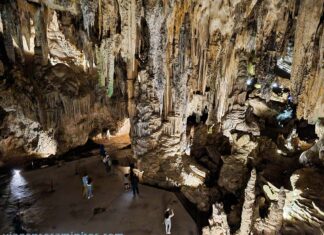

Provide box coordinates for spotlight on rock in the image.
[271,82,279,88]
[246,78,257,91]
[246,78,253,86]
[271,82,283,94]
[288,94,293,102]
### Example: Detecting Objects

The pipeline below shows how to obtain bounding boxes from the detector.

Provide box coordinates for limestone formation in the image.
[316,119,324,139]
[0,64,126,161]
[283,168,324,234]
[0,0,323,234]
[291,0,324,123]
[202,203,230,235]
[254,187,286,234]
[218,135,257,193]
[299,138,324,167]
[236,169,257,235]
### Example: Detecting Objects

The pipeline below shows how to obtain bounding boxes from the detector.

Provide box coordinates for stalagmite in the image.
[236,168,257,235]
[202,203,230,235]
[1,5,16,63]
[254,187,286,234]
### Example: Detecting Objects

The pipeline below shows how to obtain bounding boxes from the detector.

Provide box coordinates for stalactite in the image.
[19,6,32,52]
[107,42,115,97]
[98,0,102,39]
[0,12,2,33]
[290,0,321,98]
[163,72,171,119]
[127,0,136,73]
[1,5,16,63]
[34,4,49,65]
[80,0,98,37]
[197,48,203,91]
[9,2,25,64]
[202,49,208,94]
[0,2,323,234]
[95,37,115,96]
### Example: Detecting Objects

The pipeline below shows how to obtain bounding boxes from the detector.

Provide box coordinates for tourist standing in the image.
[99,144,106,158]
[130,168,139,197]
[164,208,174,234]
[87,177,93,199]
[106,129,111,139]
[103,154,112,173]
[82,173,88,198]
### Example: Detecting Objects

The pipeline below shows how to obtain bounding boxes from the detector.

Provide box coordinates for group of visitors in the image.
[80,144,175,234]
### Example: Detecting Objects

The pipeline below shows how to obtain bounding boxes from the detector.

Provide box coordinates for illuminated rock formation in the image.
[202,203,230,235]
[0,0,323,233]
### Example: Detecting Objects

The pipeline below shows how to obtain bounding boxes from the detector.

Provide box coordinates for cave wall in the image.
[0,0,128,164]
[1,0,322,178]
[123,0,324,188]
[0,0,323,233]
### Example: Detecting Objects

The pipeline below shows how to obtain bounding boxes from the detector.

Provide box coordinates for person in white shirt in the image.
[81,174,88,198]
[164,208,174,234]
[106,130,111,139]
[87,177,93,199]
[103,154,112,172]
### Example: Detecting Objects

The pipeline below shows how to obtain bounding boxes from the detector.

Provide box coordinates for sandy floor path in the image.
[18,156,198,235]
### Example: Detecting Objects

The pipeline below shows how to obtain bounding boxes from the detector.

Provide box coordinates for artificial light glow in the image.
[288,95,293,102]
[246,79,253,86]
[0,13,3,33]
[189,165,206,178]
[277,149,287,156]
[10,169,31,200]
[185,144,191,156]
[271,82,279,88]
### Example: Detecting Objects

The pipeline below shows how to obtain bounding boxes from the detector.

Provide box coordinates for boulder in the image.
[315,119,324,139]
[248,98,278,119]
[299,138,324,166]
[283,168,324,234]
[202,203,230,235]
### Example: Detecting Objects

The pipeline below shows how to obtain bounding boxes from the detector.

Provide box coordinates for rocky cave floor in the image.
[0,135,197,234]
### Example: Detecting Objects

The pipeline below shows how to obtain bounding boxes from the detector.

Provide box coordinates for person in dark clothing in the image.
[201,106,209,123]
[129,162,135,169]
[99,144,106,158]
[130,168,139,197]
[13,213,26,233]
